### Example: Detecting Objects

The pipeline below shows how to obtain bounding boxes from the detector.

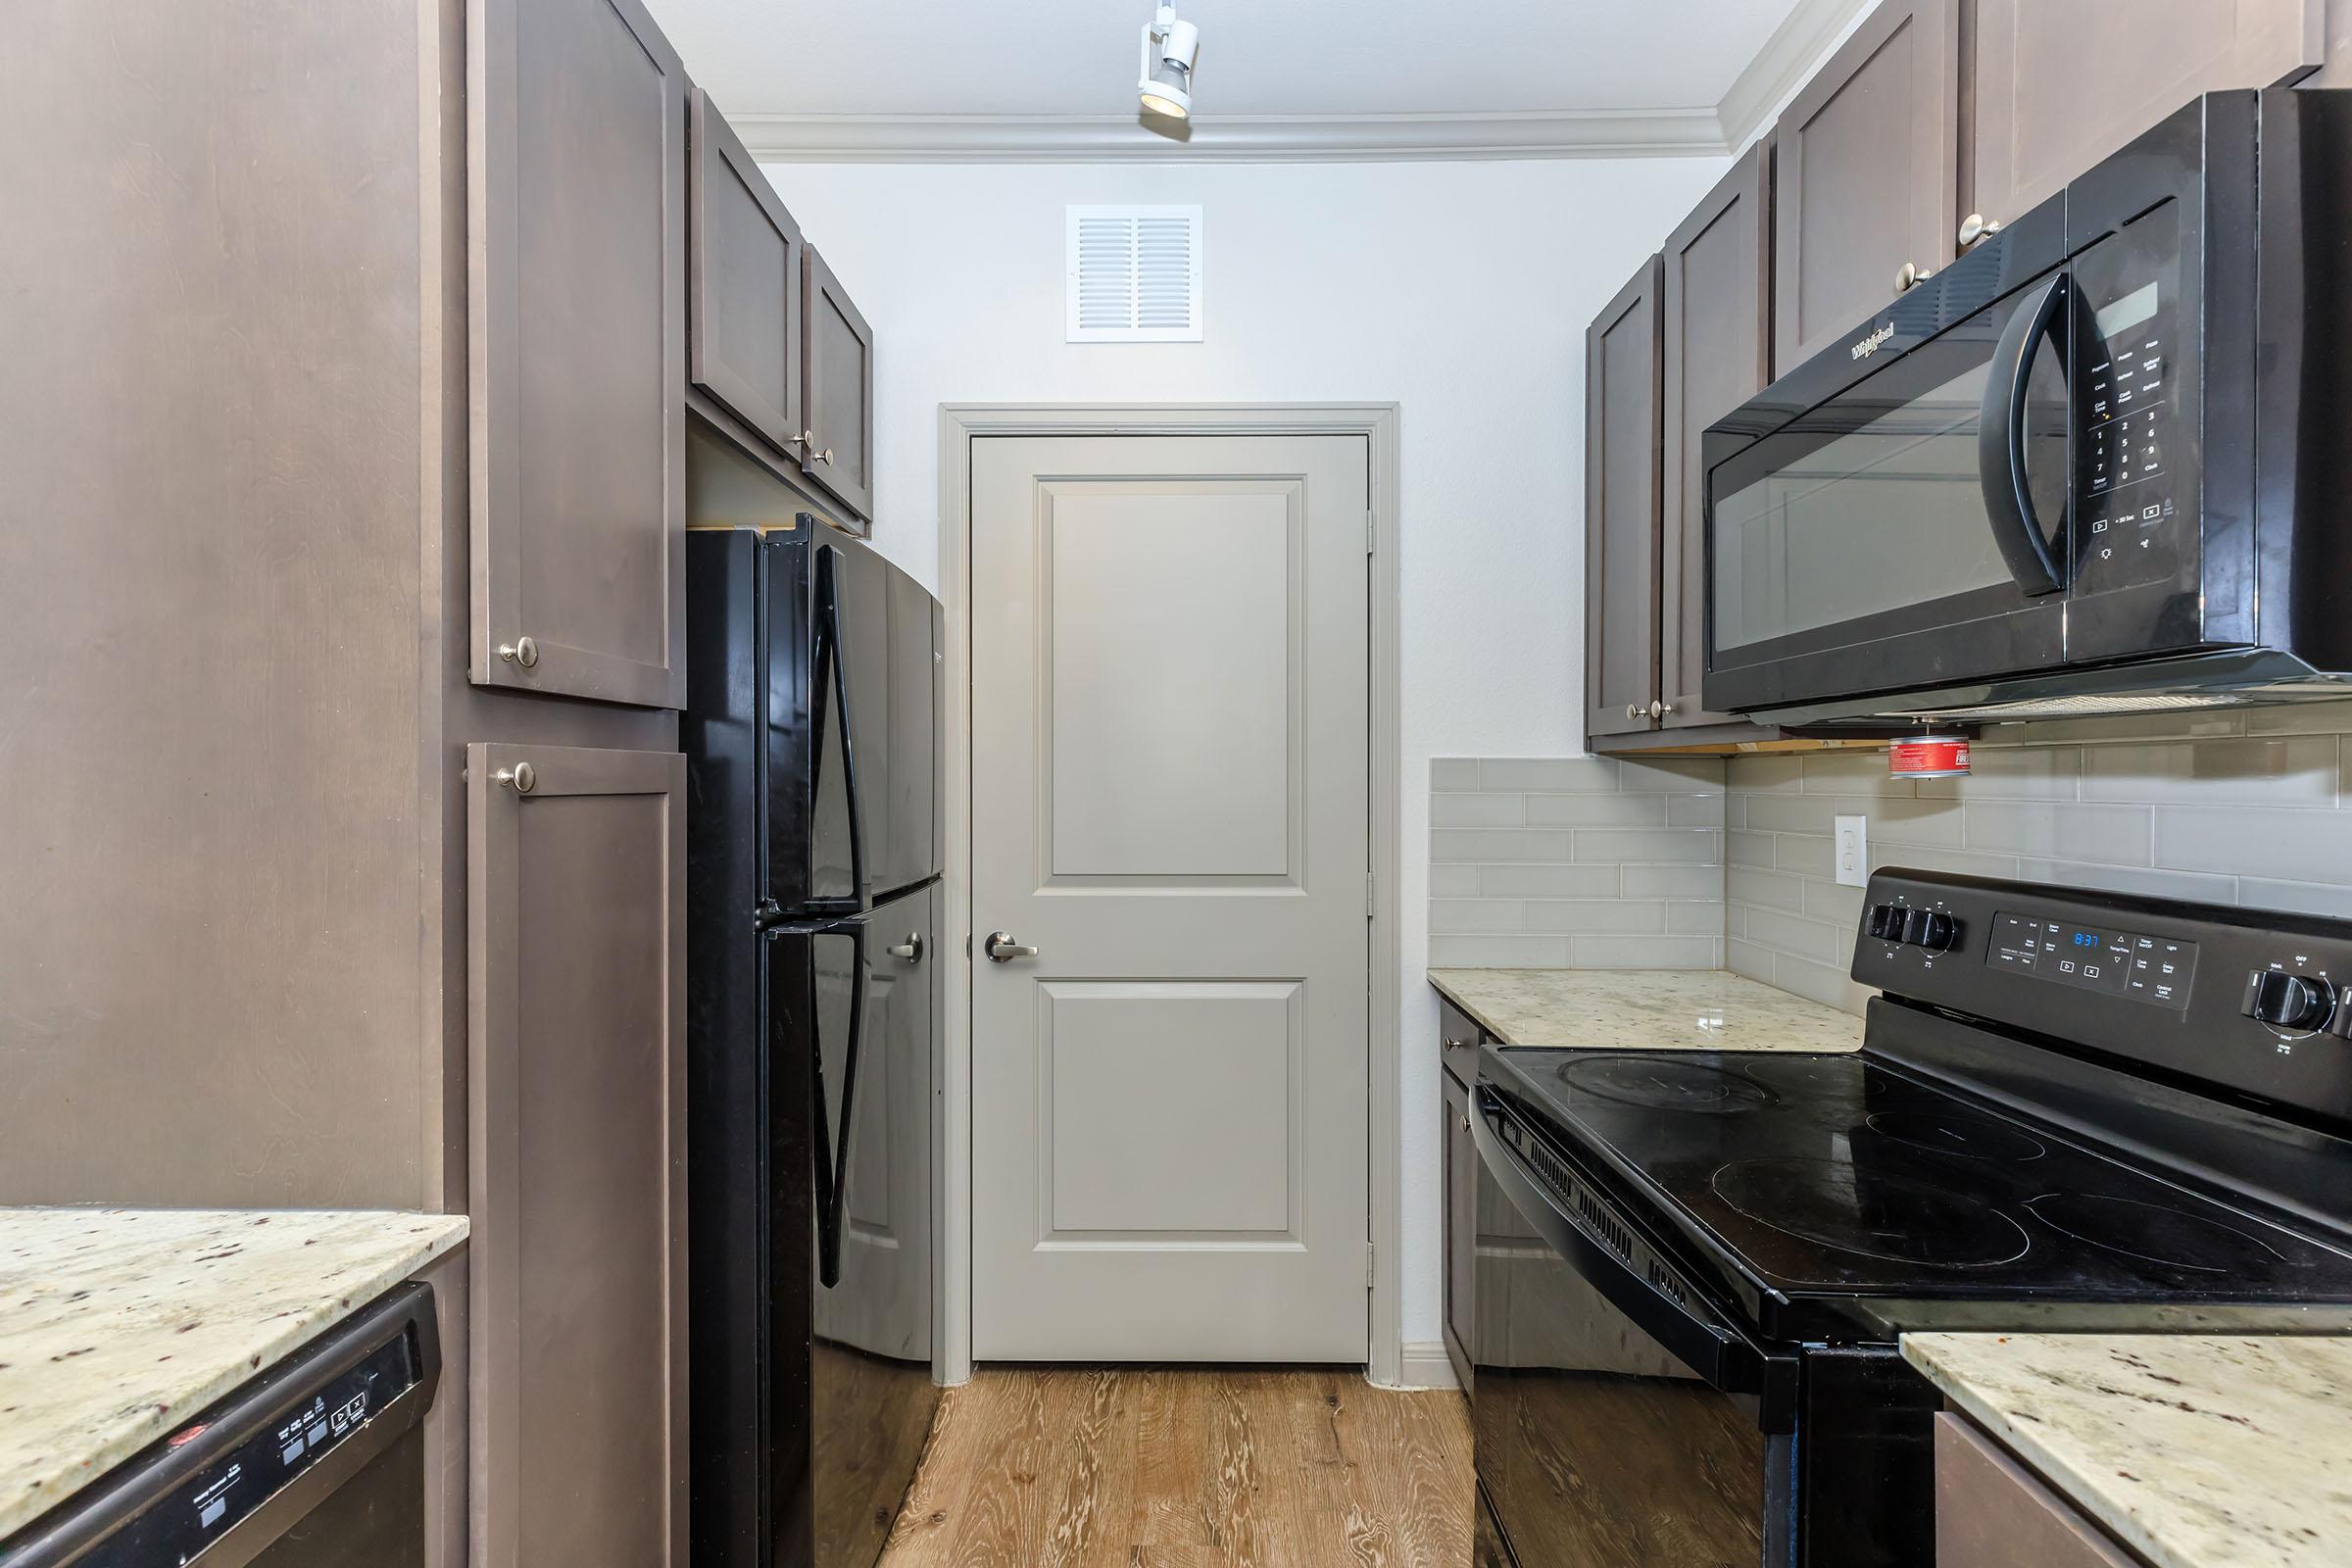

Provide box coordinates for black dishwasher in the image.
[0,1283,442,1568]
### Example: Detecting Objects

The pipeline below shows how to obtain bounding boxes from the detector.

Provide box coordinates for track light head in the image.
[1139,4,1199,121]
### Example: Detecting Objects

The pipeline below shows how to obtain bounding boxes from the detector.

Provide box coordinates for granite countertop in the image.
[0,1208,469,1540]
[1429,967,1865,1054]
[1903,1331,2352,1568]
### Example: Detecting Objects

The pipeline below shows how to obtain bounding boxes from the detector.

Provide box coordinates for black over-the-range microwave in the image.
[1701,88,2352,726]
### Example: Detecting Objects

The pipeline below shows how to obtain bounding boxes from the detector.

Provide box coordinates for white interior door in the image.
[971,433,1372,1361]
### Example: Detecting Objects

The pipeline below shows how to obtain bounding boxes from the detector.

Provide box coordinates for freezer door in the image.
[882,564,942,894]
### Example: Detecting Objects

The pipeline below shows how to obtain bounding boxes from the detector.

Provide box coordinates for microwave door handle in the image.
[1470,1101,1764,1395]
[1976,272,2073,596]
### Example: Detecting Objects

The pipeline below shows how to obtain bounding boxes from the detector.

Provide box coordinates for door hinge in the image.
[1365,1242,1377,1287]
[1365,871,1376,917]
[1365,510,1376,555]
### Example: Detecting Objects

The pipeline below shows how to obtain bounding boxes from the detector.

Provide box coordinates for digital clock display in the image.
[1986,911,2196,1009]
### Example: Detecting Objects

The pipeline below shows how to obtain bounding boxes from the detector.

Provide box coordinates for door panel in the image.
[1773,0,1961,376]
[971,434,1370,1361]
[1585,258,1664,740]
[471,0,687,708]
[1661,146,1771,728]
[884,568,942,895]
[689,87,805,460]
[801,248,875,525]
[467,743,686,1568]
[1972,0,2320,224]
[1442,1071,1474,1393]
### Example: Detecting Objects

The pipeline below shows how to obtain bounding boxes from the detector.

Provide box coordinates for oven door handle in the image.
[1976,270,2075,597]
[1471,1103,1767,1396]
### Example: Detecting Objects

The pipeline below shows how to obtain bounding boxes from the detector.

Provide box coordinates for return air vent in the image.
[1066,205,1202,343]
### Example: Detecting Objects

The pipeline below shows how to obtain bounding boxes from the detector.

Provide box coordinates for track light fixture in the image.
[1139,2,1200,120]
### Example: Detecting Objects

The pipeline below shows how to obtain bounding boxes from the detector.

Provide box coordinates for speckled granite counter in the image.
[1903,1332,2352,1568]
[1429,968,1864,1053]
[0,1208,468,1540]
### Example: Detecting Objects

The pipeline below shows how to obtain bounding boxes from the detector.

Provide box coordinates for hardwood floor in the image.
[877,1367,1474,1568]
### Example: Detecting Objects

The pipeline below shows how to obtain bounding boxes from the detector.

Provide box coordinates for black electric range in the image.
[1470,869,2352,1568]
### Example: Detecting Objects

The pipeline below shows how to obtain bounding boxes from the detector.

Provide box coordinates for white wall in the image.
[762,154,1731,1351]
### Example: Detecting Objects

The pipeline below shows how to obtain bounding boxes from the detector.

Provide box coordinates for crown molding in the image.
[1717,0,1878,150]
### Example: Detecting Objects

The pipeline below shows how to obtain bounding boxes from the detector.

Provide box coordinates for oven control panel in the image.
[1855,870,2352,1123]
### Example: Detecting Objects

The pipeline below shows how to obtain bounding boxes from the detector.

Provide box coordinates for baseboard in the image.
[1391,1340,1461,1391]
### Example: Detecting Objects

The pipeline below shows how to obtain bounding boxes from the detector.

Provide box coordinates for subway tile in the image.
[1620,758,1727,793]
[2013,859,2236,905]
[1867,844,2023,880]
[2154,805,2352,883]
[1523,900,1667,934]
[1728,866,1807,913]
[1727,755,1803,793]
[1429,899,1526,934]
[1431,828,1573,863]
[1843,796,1965,848]
[1963,801,2152,863]
[1725,939,1775,984]
[1570,934,1721,969]
[1803,879,1867,929]
[1621,864,1726,900]
[1669,901,1728,936]
[1743,793,1838,835]
[1480,863,1621,898]
[1571,828,1725,864]
[2241,701,2352,736]
[2080,737,2339,808]
[1725,794,1749,830]
[1728,831,1776,868]
[2237,878,2352,919]
[1480,757,1622,793]
[1429,758,1481,791]
[1771,832,1837,879]
[1916,747,2082,802]
[1725,903,1747,939]
[1524,793,1669,827]
[1428,934,1572,968]
[1770,955,1875,1016]
[1669,794,1728,828]
[1431,791,1524,828]
[1799,752,1917,796]
[2000,710,2244,746]
[1740,907,1845,964]
[1428,863,1481,898]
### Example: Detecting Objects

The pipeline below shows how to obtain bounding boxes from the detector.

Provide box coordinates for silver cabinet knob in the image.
[494,761,537,794]
[984,930,1039,962]
[1625,704,1641,720]
[886,933,924,963]
[798,429,816,446]
[497,636,539,668]
[1958,213,2003,247]
[1650,699,1676,718]
[817,448,835,465]
[1895,261,1936,292]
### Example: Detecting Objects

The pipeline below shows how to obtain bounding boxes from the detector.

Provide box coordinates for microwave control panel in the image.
[2071,199,2184,598]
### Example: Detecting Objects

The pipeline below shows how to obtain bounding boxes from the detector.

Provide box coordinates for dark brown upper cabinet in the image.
[1584,258,1665,743]
[1969,0,2324,230]
[801,246,876,526]
[1772,0,1961,378]
[690,87,805,466]
[1659,143,1772,731]
[471,0,688,710]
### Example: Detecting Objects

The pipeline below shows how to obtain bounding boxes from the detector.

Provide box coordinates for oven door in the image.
[1471,1097,1794,1568]
[1702,208,2079,717]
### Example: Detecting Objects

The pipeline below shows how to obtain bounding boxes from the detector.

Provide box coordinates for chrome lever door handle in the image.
[984,930,1039,962]
[886,933,924,963]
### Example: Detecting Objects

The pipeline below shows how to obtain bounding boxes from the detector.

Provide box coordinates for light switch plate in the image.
[1835,815,1868,887]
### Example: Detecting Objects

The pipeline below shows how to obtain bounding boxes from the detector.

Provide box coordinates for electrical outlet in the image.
[1835,815,1868,888]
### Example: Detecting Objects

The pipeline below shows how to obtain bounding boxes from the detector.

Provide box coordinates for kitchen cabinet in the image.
[1970,0,2325,228]
[1584,257,1664,742]
[468,743,689,1568]
[471,0,689,710]
[1771,0,1961,377]
[690,87,807,466]
[1442,1070,1476,1394]
[1933,1414,2136,1567]
[802,246,878,526]
[1659,144,1772,730]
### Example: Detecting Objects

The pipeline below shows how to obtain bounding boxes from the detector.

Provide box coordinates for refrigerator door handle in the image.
[810,918,867,1290]
[814,547,869,906]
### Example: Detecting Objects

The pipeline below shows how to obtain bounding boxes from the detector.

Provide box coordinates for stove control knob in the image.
[1900,907,1957,951]
[2244,969,2335,1032]
[1867,903,1906,941]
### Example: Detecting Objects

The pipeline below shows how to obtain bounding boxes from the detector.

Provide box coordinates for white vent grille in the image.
[1066,205,1202,342]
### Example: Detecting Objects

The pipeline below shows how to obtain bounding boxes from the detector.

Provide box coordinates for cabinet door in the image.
[1441,1070,1476,1394]
[471,0,688,709]
[468,743,687,1568]
[1772,0,1961,376]
[1934,1414,2136,1567]
[1660,144,1772,729]
[690,88,805,462]
[1584,258,1664,741]
[1972,0,2321,226]
[802,246,876,526]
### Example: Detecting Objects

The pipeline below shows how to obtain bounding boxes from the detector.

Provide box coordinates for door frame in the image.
[937,403,1406,1385]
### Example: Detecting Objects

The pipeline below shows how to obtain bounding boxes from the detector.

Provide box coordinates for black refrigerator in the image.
[684,521,944,1568]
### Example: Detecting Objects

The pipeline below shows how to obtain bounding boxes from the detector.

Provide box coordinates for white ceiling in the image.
[651,0,1868,161]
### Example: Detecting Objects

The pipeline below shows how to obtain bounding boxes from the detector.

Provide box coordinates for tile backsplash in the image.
[1727,704,2352,1015]
[1430,757,1728,969]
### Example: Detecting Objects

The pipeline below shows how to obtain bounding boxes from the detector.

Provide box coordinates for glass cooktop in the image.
[1483,1046,2352,1337]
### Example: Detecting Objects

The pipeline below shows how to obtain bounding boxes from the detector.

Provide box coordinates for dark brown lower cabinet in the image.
[468,743,688,1568]
[1442,1067,1476,1393]
[1934,1413,2135,1567]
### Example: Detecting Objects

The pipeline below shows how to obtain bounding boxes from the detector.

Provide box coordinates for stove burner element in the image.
[1864,1109,2047,1162]
[1711,1157,2034,1267]
[1553,1055,1780,1114]
[2024,1194,2333,1274]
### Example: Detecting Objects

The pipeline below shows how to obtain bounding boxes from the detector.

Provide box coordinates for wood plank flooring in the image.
[877,1367,1474,1568]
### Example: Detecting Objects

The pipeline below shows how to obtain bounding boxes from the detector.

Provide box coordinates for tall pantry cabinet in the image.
[1,0,704,1564]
